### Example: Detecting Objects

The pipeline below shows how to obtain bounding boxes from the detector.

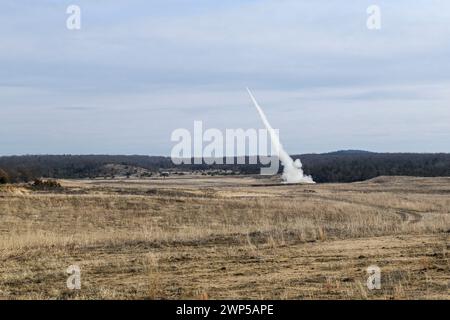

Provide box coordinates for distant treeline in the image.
[0,151,449,183]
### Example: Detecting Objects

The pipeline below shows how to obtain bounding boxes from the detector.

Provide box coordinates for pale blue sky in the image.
[1,0,449,155]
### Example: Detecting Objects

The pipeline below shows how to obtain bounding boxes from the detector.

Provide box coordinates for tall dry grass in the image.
[0,176,448,299]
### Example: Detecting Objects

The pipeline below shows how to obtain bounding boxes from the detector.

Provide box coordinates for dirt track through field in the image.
[307,193,423,224]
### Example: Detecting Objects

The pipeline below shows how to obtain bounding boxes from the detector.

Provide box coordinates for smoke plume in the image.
[247,88,315,184]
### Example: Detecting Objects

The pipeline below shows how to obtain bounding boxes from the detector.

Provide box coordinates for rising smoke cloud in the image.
[247,88,315,184]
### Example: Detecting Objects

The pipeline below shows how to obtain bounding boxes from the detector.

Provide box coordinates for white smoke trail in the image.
[246,88,315,184]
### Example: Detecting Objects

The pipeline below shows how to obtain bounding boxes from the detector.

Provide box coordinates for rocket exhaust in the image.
[246,88,315,184]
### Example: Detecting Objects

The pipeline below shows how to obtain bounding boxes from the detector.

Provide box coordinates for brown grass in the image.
[0,175,449,299]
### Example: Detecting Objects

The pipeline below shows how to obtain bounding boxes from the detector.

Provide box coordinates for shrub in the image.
[0,169,10,184]
[32,179,62,190]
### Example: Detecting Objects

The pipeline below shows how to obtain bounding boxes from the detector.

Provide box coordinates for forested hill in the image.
[0,151,449,183]
[298,152,450,182]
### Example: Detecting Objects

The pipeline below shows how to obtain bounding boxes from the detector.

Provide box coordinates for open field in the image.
[0,175,449,299]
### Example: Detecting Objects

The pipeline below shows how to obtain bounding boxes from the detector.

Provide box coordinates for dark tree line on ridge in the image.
[0,151,449,184]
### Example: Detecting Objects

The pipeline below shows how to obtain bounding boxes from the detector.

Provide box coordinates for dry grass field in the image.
[0,175,449,299]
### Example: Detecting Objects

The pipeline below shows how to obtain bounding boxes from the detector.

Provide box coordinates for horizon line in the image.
[1,150,450,158]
